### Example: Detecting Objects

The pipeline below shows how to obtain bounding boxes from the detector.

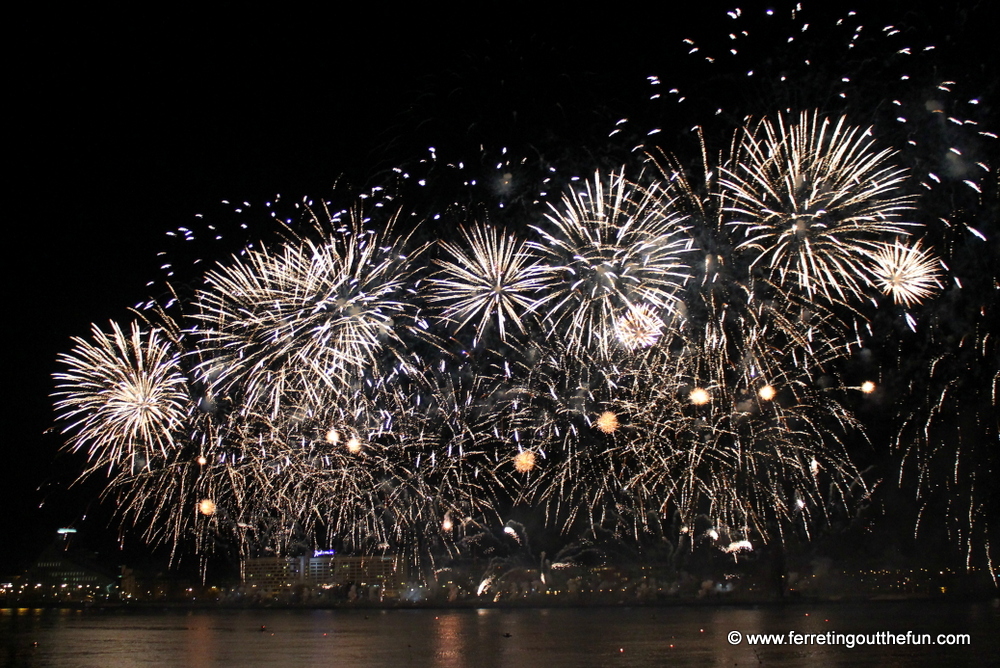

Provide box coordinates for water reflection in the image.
[432,611,463,668]
[1,602,996,667]
[183,611,216,668]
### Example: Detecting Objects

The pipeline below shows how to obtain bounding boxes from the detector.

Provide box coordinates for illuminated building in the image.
[243,554,406,596]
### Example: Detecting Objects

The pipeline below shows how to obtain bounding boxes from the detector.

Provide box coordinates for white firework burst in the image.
[428,223,545,346]
[868,239,943,307]
[615,303,664,349]
[54,321,190,468]
[529,169,692,354]
[722,111,918,304]
[192,208,428,415]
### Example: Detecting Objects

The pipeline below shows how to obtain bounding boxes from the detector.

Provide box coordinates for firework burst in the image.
[428,223,544,346]
[722,111,918,304]
[528,169,692,355]
[867,239,944,307]
[54,321,190,470]
[614,304,664,350]
[191,204,431,418]
[594,411,620,434]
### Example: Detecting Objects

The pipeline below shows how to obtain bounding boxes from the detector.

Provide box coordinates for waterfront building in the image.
[243,554,405,597]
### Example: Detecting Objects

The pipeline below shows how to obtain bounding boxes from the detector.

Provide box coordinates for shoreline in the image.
[5,592,998,612]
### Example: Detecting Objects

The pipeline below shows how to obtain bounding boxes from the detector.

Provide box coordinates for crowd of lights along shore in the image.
[53,3,997,580]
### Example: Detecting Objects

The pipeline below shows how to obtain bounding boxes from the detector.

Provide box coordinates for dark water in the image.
[3,600,998,667]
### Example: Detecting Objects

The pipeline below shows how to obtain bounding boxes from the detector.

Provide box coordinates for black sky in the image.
[6,2,994,576]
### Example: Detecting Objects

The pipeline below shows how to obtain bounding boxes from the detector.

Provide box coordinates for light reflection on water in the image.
[2,601,997,667]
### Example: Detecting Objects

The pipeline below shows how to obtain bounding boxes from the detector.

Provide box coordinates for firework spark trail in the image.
[892,294,999,581]
[615,289,863,542]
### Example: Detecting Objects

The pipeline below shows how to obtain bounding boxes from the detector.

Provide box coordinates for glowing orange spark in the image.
[595,411,620,433]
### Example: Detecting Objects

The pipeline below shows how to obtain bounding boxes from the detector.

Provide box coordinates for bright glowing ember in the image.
[513,450,536,472]
[595,411,620,433]
[689,387,711,405]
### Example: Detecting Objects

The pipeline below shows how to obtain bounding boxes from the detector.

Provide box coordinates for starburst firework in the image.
[513,450,537,473]
[594,411,619,434]
[429,224,544,346]
[615,304,664,350]
[868,239,943,307]
[191,206,430,417]
[54,321,190,469]
[528,169,692,355]
[723,111,917,304]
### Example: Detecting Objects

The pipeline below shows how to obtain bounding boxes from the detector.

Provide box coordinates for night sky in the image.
[7,2,995,578]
